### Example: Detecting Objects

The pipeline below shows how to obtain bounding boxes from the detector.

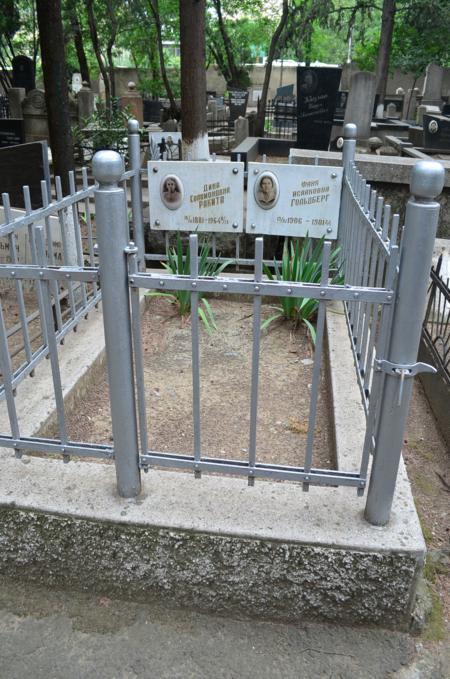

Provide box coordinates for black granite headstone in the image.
[0,141,50,209]
[0,119,25,148]
[276,84,294,99]
[423,114,450,151]
[297,67,342,150]
[12,55,35,92]
[228,89,248,123]
[143,99,163,123]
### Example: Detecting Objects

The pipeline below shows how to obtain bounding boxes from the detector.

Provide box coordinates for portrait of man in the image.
[161,175,183,209]
[254,172,278,209]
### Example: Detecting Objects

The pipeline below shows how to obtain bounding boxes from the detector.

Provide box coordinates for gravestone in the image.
[421,63,444,106]
[402,88,419,120]
[22,89,48,142]
[0,141,50,209]
[234,116,249,146]
[417,104,441,125]
[7,88,25,119]
[276,84,294,99]
[12,55,35,92]
[161,118,178,132]
[228,89,248,124]
[423,114,450,151]
[344,71,376,139]
[143,99,163,123]
[77,83,95,121]
[0,119,25,148]
[386,102,397,118]
[119,82,143,127]
[297,66,342,150]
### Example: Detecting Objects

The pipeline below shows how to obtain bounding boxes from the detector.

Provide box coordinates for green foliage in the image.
[262,236,343,343]
[147,233,233,332]
[72,102,132,153]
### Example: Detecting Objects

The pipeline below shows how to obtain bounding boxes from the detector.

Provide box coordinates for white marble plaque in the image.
[246,163,343,239]
[148,160,244,233]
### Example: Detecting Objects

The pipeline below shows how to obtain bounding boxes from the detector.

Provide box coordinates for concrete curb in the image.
[0,300,425,628]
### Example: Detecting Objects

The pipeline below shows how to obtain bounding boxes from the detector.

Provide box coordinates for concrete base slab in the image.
[0,300,425,629]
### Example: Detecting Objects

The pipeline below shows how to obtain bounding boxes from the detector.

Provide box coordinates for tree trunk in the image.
[36,0,74,194]
[69,8,90,85]
[375,0,396,105]
[180,0,209,159]
[85,0,111,114]
[148,0,178,115]
[212,0,240,87]
[254,0,289,137]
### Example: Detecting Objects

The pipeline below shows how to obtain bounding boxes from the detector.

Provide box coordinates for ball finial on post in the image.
[92,150,124,187]
[410,160,445,201]
[344,123,357,140]
[128,118,140,134]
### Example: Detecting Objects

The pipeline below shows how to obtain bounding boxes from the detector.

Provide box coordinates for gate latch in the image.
[375,359,436,406]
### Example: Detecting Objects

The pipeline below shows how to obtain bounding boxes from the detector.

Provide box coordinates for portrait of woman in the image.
[161,175,183,209]
[254,172,279,209]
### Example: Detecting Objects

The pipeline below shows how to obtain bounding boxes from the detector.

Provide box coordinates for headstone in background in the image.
[71,73,83,94]
[421,63,444,106]
[6,88,25,119]
[22,88,49,143]
[0,141,50,209]
[402,87,419,120]
[386,102,397,118]
[119,82,143,127]
[234,116,249,146]
[161,118,178,132]
[228,89,248,123]
[250,89,262,105]
[276,84,294,99]
[0,119,25,148]
[207,99,218,117]
[77,83,95,121]
[339,62,358,91]
[383,96,403,118]
[344,71,376,139]
[297,66,342,150]
[12,55,35,93]
[143,99,163,123]
[423,114,450,151]
[417,104,441,125]
[334,91,348,119]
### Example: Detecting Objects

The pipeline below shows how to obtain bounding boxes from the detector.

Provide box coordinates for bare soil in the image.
[64,297,334,470]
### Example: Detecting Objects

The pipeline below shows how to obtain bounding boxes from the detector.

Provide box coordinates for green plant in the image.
[72,101,133,155]
[147,233,233,331]
[262,236,343,343]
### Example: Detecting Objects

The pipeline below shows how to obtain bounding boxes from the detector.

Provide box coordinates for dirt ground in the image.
[63,297,334,471]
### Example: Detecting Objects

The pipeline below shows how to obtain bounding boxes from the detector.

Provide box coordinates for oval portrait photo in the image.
[161,174,183,210]
[254,172,279,210]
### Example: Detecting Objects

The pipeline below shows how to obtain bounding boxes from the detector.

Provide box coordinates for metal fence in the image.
[265,98,297,140]
[0,95,9,119]
[422,254,450,386]
[0,120,444,526]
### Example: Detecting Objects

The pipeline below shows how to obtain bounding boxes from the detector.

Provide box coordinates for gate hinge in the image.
[375,359,436,406]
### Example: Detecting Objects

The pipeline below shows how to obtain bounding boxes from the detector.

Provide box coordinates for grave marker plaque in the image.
[246,162,343,238]
[148,160,244,232]
[297,67,342,150]
[0,119,25,148]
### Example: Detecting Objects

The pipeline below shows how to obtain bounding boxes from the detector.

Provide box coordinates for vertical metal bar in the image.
[128,245,148,456]
[0,293,20,446]
[40,182,63,335]
[35,226,69,457]
[212,233,217,258]
[55,176,76,320]
[23,185,48,347]
[365,161,444,525]
[2,193,33,367]
[81,167,97,300]
[93,150,141,497]
[127,119,146,271]
[304,242,331,485]
[381,204,391,243]
[189,233,201,476]
[248,237,263,486]
[68,171,88,308]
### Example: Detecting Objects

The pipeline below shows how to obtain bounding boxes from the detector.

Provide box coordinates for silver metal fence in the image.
[422,254,450,386]
[0,120,443,527]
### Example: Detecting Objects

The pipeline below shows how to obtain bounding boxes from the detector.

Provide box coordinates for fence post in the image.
[364,160,444,526]
[128,118,146,272]
[93,150,141,498]
[342,122,357,173]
